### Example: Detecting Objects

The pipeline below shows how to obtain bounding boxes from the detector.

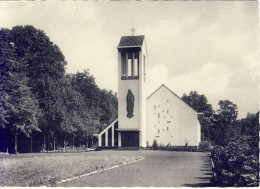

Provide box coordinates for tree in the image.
[58,75,95,149]
[0,28,11,129]
[216,100,238,125]
[6,72,41,153]
[99,89,118,124]
[9,25,67,150]
[0,25,119,152]
[182,91,213,141]
[0,28,41,153]
[9,25,66,81]
[239,112,259,149]
[68,70,118,147]
[210,100,238,146]
[182,91,213,115]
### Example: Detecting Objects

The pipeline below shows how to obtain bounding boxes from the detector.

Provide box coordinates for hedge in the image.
[210,141,259,187]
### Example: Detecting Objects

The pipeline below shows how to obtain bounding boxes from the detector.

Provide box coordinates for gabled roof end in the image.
[146,84,199,113]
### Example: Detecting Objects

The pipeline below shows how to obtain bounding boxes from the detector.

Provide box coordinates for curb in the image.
[56,157,145,185]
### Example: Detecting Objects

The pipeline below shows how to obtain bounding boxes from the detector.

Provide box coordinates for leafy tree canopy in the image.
[182,91,213,141]
[182,91,213,118]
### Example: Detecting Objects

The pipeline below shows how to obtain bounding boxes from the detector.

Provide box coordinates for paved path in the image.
[60,150,213,187]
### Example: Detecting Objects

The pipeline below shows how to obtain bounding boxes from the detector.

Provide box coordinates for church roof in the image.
[146,84,199,113]
[118,35,145,47]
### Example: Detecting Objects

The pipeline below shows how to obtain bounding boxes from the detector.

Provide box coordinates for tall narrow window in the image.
[134,52,139,77]
[127,53,132,77]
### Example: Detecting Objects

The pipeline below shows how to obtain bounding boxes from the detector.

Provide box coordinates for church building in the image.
[97,35,201,148]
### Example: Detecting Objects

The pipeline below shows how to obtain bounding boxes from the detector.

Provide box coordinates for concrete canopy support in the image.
[112,124,114,147]
[118,132,122,147]
[98,135,101,147]
[97,119,118,147]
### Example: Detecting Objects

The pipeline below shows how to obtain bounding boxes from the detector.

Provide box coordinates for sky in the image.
[0,1,259,118]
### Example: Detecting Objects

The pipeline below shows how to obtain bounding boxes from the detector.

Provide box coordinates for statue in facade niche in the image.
[126,89,134,118]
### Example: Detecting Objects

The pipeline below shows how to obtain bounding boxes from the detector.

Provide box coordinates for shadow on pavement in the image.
[182,182,215,187]
[195,176,212,180]
[200,168,211,171]
[203,172,213,176]
[183,154,216,187]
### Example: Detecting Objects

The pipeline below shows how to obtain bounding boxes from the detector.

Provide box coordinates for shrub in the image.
[198,141,211,152]
[152,139,158,150]
[158,143,166,150]
[166,143,172,150]
[211,141,259,187]
[145,141,198,152]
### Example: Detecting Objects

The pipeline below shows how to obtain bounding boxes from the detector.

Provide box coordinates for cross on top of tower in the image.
[131,28,135,36]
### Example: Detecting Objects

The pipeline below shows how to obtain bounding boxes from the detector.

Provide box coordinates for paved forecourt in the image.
[60,150,213,187]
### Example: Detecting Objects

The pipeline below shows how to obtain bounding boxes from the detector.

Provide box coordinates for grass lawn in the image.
[0,151,143,187]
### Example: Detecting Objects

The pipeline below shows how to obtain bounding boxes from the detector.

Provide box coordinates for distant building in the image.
[98,35,201,148]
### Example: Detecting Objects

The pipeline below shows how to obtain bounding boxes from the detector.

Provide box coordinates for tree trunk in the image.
[43,134,46,151]
[72,134,75,150]
[63,136,66,151]
[86,135,88,148]
[91,137,93,148]
[53,135,56,151]
[47,133,49,152]
[15,131,18,154]
[38,140,40,152]
[30,133,33,153]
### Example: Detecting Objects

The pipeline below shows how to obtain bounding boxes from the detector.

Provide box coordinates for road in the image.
[60,150,213,187]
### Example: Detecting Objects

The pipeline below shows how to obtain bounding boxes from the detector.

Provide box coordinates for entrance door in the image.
[121,131,139,147]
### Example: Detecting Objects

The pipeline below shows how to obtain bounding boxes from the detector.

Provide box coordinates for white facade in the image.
[146,85,201,146]
[117,37,147,147]
[98,35,201,148]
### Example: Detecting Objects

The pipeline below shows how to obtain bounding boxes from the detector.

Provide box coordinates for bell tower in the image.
[117,33,147,148]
